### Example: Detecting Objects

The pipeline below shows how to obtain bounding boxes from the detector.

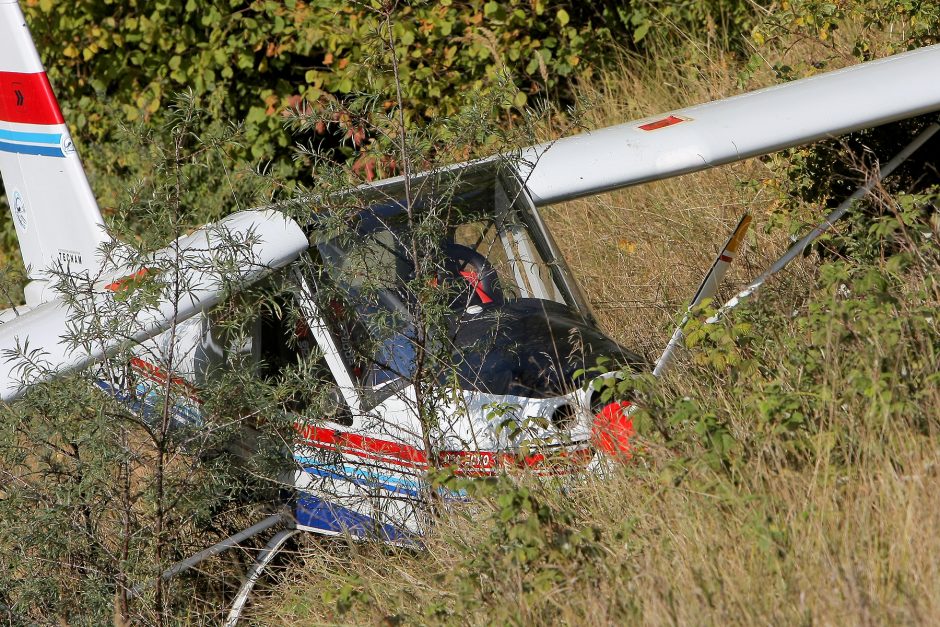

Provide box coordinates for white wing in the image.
[0,209,308,401]
[520,44,940,205]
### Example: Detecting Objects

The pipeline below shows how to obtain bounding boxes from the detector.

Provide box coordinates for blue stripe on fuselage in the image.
[297,458,469,501]
[295,493,416,545]
[95,378,202,426]
[299,461,423,498]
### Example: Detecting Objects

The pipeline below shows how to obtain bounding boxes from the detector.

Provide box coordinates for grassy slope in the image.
[251,20,940,626]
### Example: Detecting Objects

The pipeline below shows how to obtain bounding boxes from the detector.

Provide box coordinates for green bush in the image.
[24,1,763,175]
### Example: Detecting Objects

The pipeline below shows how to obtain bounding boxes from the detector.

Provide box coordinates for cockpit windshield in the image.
[305,168,606,400]
[319,207,571,310]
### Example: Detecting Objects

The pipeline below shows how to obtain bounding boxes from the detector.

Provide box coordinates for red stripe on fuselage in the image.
[296,423,428,467]
[0,72,65,125]
[295,423,595,475]
[130,357,202,402]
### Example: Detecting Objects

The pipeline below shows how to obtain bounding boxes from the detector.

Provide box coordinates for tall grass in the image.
[253,18,940,626]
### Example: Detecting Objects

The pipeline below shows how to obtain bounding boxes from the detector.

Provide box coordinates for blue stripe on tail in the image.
[0,140,64,157]
[0,129,62,144]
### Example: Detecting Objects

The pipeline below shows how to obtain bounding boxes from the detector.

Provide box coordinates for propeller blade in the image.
[705,120,939,325]
[654,120,938,377]
[653,213,752,376]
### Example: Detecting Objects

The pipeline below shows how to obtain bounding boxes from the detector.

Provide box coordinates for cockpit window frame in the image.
[497,172,597,325]
[299,160,599,409]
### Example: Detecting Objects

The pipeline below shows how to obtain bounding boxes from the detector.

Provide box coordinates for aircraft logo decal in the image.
[57,249,83,265]
[60,134,75,155]
[11,190,26,231]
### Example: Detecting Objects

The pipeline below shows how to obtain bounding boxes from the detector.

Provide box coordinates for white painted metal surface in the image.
[0,209,307,400]
[0,0,43,73]
[0,0,111,294]
[519,44,940,205]
[224,528,300,627]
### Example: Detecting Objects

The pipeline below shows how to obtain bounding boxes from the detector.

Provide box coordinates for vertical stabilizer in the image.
[0,0,111,305]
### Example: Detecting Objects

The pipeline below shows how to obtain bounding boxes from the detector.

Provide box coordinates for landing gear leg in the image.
[224,528,301,626]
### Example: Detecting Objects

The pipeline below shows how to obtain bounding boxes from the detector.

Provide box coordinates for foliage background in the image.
[2,2,759,225]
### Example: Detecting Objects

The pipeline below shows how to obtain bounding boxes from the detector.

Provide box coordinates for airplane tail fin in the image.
[0,0,111,306]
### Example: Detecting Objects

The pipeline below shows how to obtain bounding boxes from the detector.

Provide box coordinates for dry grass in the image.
[541,23,908,355]
[544,163,779,357]
[251,19,940,627]
[259,432,940,624]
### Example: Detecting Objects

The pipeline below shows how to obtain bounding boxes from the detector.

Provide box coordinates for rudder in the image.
[0,0,111,306]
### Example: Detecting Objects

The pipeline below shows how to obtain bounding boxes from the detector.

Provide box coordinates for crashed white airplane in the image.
[1,0,939,616]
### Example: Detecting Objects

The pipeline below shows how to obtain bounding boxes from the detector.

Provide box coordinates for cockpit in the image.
[292,164,643,404]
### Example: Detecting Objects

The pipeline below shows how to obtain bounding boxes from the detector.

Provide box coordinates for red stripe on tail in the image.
[0,72,65,125]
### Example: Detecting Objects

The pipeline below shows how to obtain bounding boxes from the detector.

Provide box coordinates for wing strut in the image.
[127,510,290,600]
[223,528,301,626]
[654,120,940,377]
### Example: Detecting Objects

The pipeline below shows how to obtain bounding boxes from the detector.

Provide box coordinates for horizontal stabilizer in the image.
[520,44,940,205]
[0,210,308,401]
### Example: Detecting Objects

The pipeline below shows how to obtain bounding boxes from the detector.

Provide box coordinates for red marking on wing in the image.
[0,72,65,125]
[638,115,685,131]
[718,254,733,263]
[106,268,150,292]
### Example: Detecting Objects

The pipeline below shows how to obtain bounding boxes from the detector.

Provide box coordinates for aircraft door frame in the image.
[291,266,365,420]
[502,172,598,323]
